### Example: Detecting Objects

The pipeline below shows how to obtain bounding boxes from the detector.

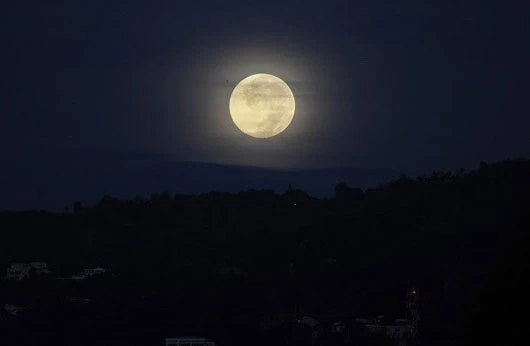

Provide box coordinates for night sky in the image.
[2,1,529,209]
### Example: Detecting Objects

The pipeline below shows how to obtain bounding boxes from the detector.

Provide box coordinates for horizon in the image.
[2,156,526,212]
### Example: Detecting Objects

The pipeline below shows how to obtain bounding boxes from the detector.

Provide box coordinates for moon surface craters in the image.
[229,74,295,138]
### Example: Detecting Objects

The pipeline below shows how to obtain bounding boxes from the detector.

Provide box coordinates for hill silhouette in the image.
[0,158,528,346]
[1,156,396,211]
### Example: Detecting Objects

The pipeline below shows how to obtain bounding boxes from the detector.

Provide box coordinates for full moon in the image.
[229,73,295,138]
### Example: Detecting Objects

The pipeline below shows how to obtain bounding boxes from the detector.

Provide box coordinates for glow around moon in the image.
[229,74,295,138]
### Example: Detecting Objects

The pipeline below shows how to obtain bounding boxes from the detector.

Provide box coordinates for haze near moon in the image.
[229,74,295,138]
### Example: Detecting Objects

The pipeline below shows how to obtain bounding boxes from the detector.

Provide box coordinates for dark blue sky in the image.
[2,0,529,208]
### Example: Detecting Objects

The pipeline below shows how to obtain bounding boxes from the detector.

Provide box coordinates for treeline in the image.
[1,158,528,288]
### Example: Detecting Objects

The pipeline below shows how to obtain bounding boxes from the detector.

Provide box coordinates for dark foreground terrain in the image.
[1,159,529,346]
